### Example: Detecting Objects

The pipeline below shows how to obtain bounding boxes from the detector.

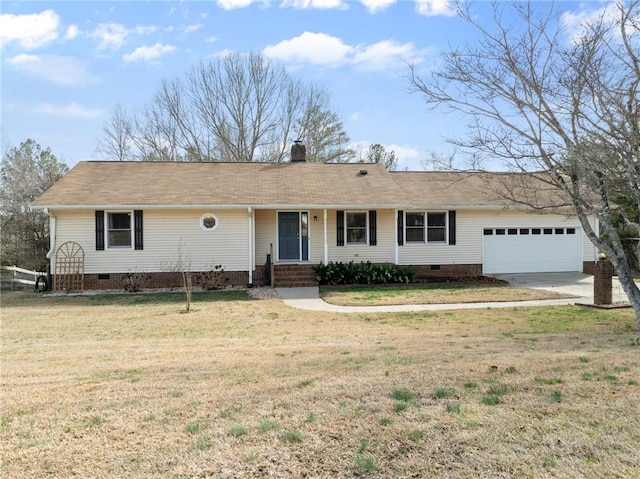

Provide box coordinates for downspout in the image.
[45,208,56,286]
[323,209,328,264]
[248,206,253,286]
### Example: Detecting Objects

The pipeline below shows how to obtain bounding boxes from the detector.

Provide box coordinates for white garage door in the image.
[483,226,582,274]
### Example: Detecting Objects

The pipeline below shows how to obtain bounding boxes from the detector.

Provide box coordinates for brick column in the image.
[594,258,614,305]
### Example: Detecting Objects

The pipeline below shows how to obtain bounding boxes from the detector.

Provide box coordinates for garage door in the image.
[483,226,582,274]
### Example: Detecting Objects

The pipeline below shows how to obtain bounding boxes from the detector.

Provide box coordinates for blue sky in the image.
[1,0,607,170]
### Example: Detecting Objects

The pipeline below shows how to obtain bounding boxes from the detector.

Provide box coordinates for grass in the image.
[1,291,639,478]
[319,283,574,306]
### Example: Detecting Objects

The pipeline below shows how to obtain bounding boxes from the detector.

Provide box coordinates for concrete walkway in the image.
[275,272,619,313]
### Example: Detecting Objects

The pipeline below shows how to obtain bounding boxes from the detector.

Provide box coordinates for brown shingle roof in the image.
[31,161,571,210]
[31,161,405,209]
[391,171,571,209]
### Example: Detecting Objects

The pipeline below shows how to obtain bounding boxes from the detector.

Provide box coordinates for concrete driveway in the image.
[491,272,630,304]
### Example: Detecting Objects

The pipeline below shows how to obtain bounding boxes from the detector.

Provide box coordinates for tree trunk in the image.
[612,255,640,330]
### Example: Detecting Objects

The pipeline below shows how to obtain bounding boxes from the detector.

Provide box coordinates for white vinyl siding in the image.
[326,209,395,263]
[52,209,249,273]
[398,209,596,267]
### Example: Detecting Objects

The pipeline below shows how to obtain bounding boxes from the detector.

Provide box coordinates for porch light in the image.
[598,251,607,259]
[313,215,318,222]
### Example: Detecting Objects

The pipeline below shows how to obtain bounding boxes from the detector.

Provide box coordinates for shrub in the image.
[121,269,150,292]
[313,261,416,285]
[195,264,229,290]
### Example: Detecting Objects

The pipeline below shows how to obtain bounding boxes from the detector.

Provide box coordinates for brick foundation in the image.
[55,270,250,291]
[410,264,483,278]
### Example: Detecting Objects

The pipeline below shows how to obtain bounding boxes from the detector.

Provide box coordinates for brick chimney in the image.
[291,140,306,162]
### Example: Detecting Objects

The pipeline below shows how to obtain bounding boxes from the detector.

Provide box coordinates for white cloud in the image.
[133,25,159,36]
[264,32,353,67]
[264,32,424,71]
[360,0,396,14]
[92,23,129,50]
[217,0,255,10]
[415,0,456,17]
[280,0,347,9]
[352,40,421,71]
[63,24,80,41]
[184,24,203,34]
[560,4,626,45]
[0,10,59,50]
[34,102,104,119]
[123,43,177,63]
[211,48,234,58]
[6,53,94,86]
[91,22,157,50]
[205,36,218,44]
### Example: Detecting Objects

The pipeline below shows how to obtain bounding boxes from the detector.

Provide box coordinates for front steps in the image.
[273,264,318,288]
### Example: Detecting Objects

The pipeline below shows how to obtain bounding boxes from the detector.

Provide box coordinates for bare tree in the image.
[160,240,193,312]
[408,1,640,329]
[95,104,132,161]
[98,52,352,163]
[295,88,355,162]
[1,139,68,270]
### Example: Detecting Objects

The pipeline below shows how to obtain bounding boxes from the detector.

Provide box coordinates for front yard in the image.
[1,291,639,478]
[319,283,573,306]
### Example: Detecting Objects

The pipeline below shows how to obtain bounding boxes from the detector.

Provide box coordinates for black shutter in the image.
[397,210,404,245]
[448,210,456,245]
[95,210,105,251]
[336,210,344,246]
[134,210,144,250]
[369,210,377,246]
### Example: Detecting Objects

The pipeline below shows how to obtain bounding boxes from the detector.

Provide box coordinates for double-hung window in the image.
[108,212,132,248]
[406,212,425,242]
[427,212,446,242]
[405,211,447,243]
[346,212,367,244]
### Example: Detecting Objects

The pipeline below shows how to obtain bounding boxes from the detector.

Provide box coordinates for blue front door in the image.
[278,212,300,260]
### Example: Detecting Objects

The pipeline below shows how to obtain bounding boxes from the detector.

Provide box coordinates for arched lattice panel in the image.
[54,241,85,292]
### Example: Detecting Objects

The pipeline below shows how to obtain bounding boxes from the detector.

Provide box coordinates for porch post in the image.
[394,209,399,265]
[248,207,253,285]
[323,209,328,264]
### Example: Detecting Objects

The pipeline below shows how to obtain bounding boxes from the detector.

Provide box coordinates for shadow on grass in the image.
[2,289,252,308]
[85,290,251,305]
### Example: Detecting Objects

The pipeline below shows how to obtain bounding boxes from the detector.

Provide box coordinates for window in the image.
[346,212,367,244]
[496,228,506,235]
[427,212,446,242]
[508,228,518,235]
[520,228,529,235]
[532,228,541,235]
[483,229,493,235]
[406,212,425,242]
[544,228,553,235]
[108,212,132,248]
[567,228,576,234]
[555,228,564,234]
[200,213,219,231]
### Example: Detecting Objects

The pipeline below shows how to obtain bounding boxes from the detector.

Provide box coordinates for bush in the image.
[121,269,150,292]
[195,264,229,290]
[312,261,415,285]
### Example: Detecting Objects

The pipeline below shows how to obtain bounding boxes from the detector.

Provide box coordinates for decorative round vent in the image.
[200,213,219,231]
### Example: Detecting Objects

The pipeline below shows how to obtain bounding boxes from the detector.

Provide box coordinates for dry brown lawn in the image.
[320,284,572,306]
[1,290,639,479]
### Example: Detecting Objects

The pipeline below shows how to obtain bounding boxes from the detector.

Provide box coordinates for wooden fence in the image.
[0,265,47,291]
